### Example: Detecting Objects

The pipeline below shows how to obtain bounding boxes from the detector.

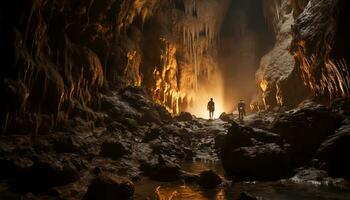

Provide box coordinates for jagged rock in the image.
[83,173,134,200]
[220,122,291,180]
[13,159,80,193]
[139,110,162,125]
[214,133,226,151]
[181,172,199,183]
[143,127,162,142]
[254,0,308,109]
[291,0,350,101]
[270,101,341,167]
[238,192,258,200]
[315,124,350,180]
[151,143,185,159]
[52,135,81,154]
[176,112,193,122]
[223,143,291,180]
[100,141,131,160]
[183,147,196,160]
[197,170,222,188]
[219,112,234,122]
[291,168,350,187]
[139,156,183,181]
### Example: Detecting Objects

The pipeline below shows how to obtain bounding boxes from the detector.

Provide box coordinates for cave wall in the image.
[0,0,229,132]
[253,0,309,110]
[291,0,350,103]
[255,0,350,109]
[1,0,349,132]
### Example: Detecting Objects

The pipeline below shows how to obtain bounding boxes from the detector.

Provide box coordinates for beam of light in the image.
[185,69,228,119]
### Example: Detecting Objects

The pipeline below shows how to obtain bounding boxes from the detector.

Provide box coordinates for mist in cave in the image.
[219,0,274,110]
[1,0,350,199]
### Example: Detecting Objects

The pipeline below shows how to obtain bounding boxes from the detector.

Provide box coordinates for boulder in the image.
[83,173,134,200]
[176,112,193,122]
[219,112,234,122]
[100,141,131,160]
[13,159,80,193]
[214,133,226,151]
[197,170,222,188]
[143,127,162,142]
[139,110,162,125]
[139,156,183,181]
[222,143,291,180]
[0,158,33,180]
[238,192,258,200]
[151,142,186,159]
[315,124,350,180]
[220,122,291,180]
[270,102,341,167]
[52,135,81,154]
[291,168,349,187]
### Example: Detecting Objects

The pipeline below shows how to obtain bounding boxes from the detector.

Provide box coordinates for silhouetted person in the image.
[207,98,215,120]
[238,100,246,121]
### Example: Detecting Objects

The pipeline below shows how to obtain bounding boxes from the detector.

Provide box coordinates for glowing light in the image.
[260,79,268,92]
[185,69,228,119]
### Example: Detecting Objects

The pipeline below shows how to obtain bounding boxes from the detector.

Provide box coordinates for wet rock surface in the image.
[83,173,134,200]
[221,123,291,181]
[0,87,228,199]
[270,101,341,167]
[237,192,259,200]
[0,88,350,199]
[197,170,222,188]
[220,99,350,183]
[139,156,184,182]
[315,123,350,180]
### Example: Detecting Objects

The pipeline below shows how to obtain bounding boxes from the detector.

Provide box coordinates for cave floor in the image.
[1,89,350,199]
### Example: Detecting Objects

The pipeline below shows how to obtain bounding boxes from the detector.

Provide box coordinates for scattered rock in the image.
[83,173,134,200]
[14,159,80,193]
[214,133,226,151]
[238,192,258,200]
[143,127,162,142]
[100,140,131,160]
[315,124,350,180]
[219,112,234,122]
[139,156,183,181]
[139,110,162,125]
[181,172,199,183]
[52,135,81,154]
[197,170,222,188]
[291,168,350,187]
[176,112,193,122]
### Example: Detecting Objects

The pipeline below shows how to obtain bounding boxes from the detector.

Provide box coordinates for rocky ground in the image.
[0,87,350,200]
[0,87,230,200]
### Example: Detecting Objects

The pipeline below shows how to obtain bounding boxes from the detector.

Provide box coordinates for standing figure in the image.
[238,100,246,121]
[207,98,215,120]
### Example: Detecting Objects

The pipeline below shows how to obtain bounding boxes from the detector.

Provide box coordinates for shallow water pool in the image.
[134,161,350,200]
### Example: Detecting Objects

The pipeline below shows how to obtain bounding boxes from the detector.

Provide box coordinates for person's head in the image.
[210,98,213,101]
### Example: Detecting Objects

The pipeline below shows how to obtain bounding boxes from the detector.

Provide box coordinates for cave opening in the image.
[182,0,275,117]
[218,0,275,112]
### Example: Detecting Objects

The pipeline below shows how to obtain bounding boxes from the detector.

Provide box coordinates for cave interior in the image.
[0,0,350,199]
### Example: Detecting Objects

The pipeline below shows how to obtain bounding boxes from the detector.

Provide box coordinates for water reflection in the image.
[134,161,350,200]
